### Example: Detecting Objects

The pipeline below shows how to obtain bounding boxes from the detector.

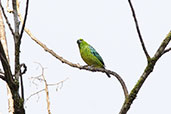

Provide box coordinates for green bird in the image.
[77,38,111,78]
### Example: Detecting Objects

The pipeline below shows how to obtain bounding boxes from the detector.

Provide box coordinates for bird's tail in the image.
[106,72,111,78]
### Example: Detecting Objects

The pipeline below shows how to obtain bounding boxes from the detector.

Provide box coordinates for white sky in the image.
[0,0,171,114]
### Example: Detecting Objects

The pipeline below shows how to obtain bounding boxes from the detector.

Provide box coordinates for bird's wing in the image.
[89,45,105,65]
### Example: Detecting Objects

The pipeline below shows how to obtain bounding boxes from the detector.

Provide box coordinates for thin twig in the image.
[26,89,45,101]
[162,47,171,55]
[128,0,150,60]
[0,3,15,36]
[19,0,29,40]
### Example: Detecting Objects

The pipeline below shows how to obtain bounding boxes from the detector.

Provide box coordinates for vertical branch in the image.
[128,0,150,60]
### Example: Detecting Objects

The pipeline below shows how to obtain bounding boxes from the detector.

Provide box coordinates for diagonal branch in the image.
[0,3,15,36]
[128,0,150,60]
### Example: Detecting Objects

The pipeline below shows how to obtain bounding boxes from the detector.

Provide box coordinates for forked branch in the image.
[119,31,171,114]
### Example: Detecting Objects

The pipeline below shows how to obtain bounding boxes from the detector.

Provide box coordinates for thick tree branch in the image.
[119,31,171,114]
[128,0,150,60]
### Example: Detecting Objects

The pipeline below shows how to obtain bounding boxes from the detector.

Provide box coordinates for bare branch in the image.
[19,0,29,40]
[119,31,171,114]
[128,0,150,60]
[0,3,15,36]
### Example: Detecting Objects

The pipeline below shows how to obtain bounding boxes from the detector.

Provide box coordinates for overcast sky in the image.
[0,0,171,114]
